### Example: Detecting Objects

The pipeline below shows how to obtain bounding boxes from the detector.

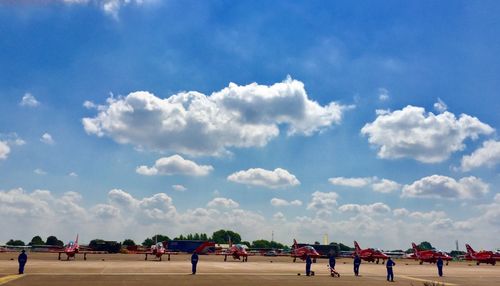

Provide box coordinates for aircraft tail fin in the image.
[412,242,419,253]
[228,236,232,247]
[354,241,361,254]
[293,239,298,250]
[75,234,79,244]
[465,244,475,255]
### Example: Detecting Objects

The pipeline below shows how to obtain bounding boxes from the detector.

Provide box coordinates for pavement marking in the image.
[0,275,24,285]
[399,274,458,286]
[17,272,348,276]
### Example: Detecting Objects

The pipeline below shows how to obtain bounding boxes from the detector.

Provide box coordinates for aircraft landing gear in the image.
[376,259,380,264]
[446,261,449,266]
[224,255,227,262]
[293,257,296,263]
[419,261,423,265]
[313,258,316,263]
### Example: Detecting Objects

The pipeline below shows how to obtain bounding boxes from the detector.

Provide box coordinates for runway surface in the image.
[0,253,498,285]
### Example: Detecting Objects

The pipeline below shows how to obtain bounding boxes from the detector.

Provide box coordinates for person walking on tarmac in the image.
[191,251,199,275]
[386,257,396,282]
[437,257,444,277]
[18,250,27,275]
[305,254,312,276]
[353,254,361,276]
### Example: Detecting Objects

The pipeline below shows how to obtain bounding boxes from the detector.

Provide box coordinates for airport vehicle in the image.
[465,244,500,265]
[57,235,104,260]
[221,237,249,262]
[353,241,389,264]
[410,242,452,265]
[291,239,320,262]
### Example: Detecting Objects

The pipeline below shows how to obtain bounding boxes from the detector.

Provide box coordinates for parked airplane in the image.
[354,241,389,264]
[221,237,249,262]
[291,239,320,262]
[465,244,499,265]
[136,238,177,261]
[410,242,452,265]
[57,235,102,260]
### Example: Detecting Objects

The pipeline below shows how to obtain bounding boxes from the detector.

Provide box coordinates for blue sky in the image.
[0,0,499,250]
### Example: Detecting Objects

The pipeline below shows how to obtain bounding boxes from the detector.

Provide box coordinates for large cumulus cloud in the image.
[361,105,494,163]
[83,78,349,156]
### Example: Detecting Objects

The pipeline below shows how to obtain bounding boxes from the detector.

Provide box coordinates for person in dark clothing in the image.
[305,254,312,276]
[437,257,444,277]
[386,257,396,282]
[191,251,199,274]
[328,255,336,269]
[353,255,361,276]
[18,250,27,275]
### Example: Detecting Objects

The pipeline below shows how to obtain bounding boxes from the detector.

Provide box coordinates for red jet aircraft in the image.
[354,241,389,264]
[410,242,452,265]
[137,241,177,261]
[291,239,320,262]
[57,235,101,260]
[221,237,249,262]
[465,244,500,266]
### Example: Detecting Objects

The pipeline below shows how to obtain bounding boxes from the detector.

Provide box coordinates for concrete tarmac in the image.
[0,253,498,286]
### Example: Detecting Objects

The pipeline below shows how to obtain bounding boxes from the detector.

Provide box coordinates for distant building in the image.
[167,240,215,254]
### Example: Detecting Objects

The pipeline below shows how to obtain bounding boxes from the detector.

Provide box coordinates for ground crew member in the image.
[353,254,361,276]
[386,257,395,282]
[437,257,444,277]
[191,251,199,274]
[18,250,27,275]
[305,254,312,276]
[329,254,336,270]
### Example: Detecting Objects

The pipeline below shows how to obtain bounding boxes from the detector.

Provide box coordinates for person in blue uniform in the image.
[386,257,395,282]
[305,254,312,276]
[18,250,27,274]
[329,254,336,270]
[353,254,361,276]
[191,251,199,274]
[437,257,444,277]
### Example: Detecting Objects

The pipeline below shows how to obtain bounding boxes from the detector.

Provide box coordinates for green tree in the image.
[6,239,25,246]
[212,230,241,244]
[142,238,154,247]
[46,236,64,246]
[29,235,45,246]
[418,241,433,250]
[122,239,136,247]
[338,242,353,251]
[252,239,271,248]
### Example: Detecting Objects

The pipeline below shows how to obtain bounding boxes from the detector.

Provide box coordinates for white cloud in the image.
[270,198,303,207]
[227,167,300,189]
[69,172,78,177]
[378,88,389,101]
[328,176,400,193]
[83,100,97,109]
[34,168,47,175]
[433,98,448,113]
[409,210,447,220]
[361,105,494,163]
[136,155,213,176]
[393,208,410,217]
[62,0,148,19]
[83,78,349,156]
[402,175,489,199]
[20,93,40,107]
[207,197,239,209]
[460,140,500,171]
[338,202,391,215]
[328,176,372,187]
[307,191,339,211]
[273,212,286,222]
[40,133,55,145]
[172,184,187,192]
[372,178,401,193]
[0,141,10,160]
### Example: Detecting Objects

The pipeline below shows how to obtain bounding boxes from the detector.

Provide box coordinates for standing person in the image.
[353,254,361,276]
[437,257,444,277]
[305,254,312,276]
[329,254,336,270]
[386,257,396,282]
[18,250,27,275]
[191,251,199,275]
